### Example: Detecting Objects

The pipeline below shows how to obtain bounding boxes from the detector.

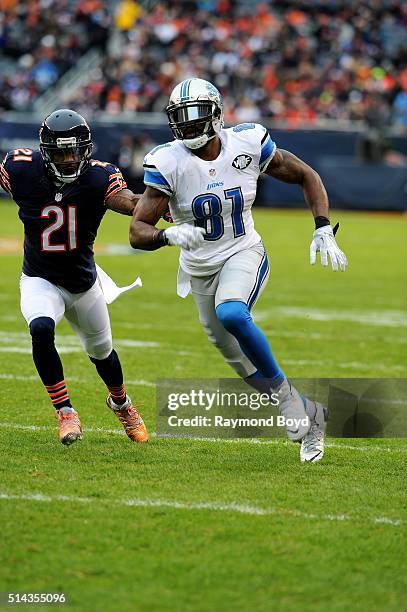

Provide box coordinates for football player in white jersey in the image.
[130,78,348,462]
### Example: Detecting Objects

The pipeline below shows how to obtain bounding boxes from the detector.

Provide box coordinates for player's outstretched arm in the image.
[130,186,205,251]
[129,186,171,251]
[265,148,347,271]
[265,149,329,218]
[105,188,140,216]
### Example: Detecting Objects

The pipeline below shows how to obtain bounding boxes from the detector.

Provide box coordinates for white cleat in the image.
[300,400,328,463]
[275,379,311,442]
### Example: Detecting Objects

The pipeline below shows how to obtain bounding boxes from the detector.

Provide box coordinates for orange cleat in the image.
[107,395,148,443]
[56,407,83,446]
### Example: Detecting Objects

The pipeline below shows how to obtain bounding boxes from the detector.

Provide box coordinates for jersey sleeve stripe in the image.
[143,164,158,170]
[0,166,11,193]
[259,137,276,172]
[106,177,127,192]
[0,168,11,187]
[104,184,127,201]
[1,164,10,179]
[105,179,127,198]
[106,178,126,191]
[260,134,273,157]
[0,177,11,194]
[261,131,269,145]
[144,170,173,193]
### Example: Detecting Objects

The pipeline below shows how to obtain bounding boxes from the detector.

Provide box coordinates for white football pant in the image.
[20,274,113,360]
[188,242,270,378]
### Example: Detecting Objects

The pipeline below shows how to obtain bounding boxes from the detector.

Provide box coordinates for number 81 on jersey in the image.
[192,187,245,241]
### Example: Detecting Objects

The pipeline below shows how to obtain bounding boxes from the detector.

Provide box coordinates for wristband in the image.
[314,216,330,229]
[154,229,168,246]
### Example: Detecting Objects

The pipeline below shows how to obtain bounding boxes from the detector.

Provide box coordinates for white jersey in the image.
[143,123,276,276]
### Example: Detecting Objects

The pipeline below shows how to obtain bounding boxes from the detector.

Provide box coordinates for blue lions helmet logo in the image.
[206,82,220,98]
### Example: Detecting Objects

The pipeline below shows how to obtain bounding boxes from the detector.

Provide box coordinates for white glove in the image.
[310,225,348,272]
[164,223,205,251]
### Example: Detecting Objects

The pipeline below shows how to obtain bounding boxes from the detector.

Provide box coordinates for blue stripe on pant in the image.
[247,251,269,310]
[215,251,283,383]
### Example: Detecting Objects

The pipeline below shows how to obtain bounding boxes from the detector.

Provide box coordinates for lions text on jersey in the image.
[143,123,276,276]
[0,150,127,292]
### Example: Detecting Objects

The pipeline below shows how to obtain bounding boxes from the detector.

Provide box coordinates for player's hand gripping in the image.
[164,223,205,251]
[310,224,347,272]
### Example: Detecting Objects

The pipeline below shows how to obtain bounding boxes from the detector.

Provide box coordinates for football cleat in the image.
[56,406,83,446]
[275,379,311,441]
[300,400,328,463]
[107,394,148,443]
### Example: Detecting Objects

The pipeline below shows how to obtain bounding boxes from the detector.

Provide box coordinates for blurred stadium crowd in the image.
[0,0,406,128]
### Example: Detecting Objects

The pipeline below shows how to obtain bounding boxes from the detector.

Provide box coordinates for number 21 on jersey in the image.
[41,205,77,252]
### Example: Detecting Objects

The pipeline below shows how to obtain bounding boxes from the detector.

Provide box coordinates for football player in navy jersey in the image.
[0,109,148,445]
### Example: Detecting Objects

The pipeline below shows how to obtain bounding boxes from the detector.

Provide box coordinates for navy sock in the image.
[29,317,71,409]
[90,349,127,405]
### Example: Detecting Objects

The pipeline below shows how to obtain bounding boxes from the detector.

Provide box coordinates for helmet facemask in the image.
[40,136,92,184]
[166,100,222,150]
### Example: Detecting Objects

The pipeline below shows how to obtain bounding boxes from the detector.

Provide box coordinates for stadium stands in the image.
[0,0,110,111]
[1,0,406,128]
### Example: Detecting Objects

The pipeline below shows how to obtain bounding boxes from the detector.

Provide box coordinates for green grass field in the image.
[0,199,406,611]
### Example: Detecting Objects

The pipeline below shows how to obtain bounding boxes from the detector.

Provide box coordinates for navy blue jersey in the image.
[0,149,127,292]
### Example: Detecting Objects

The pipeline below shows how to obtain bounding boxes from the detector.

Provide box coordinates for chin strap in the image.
[183,133,217,150]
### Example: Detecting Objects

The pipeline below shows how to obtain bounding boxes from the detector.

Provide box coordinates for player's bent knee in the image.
[29,317,55,344]
[85,337,113,361]
[89,348,116,365]
[215,301,251,334]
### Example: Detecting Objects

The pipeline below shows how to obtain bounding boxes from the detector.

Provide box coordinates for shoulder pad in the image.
[143,142,179,196]
[148,143,173,156]
[144,141,179,174]
[232,123,257,133]
[1,149,41,195]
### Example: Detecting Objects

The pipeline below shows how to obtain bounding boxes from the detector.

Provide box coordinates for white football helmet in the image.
[166,78,224,150]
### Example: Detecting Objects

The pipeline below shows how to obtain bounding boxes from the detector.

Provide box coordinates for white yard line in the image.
[0,373,39,381]
[0,422,125,435]
[159,434,407,453]
[282,359,406,372]
[0,347,84,354]
[251,328,407,344]
[126,379,155,387]
[255,307,407,328]
[0,373,153,387]
[0,491,401,526]
[0,331,194,357]
[0,422,406,453]
[0,374,154,387]
[0,331,160,350]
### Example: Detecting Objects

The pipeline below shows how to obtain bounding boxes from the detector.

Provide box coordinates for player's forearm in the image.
[302,169,330,220]
[106,190,140,216]
[129,220,166,251]
[129,187,171,250]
